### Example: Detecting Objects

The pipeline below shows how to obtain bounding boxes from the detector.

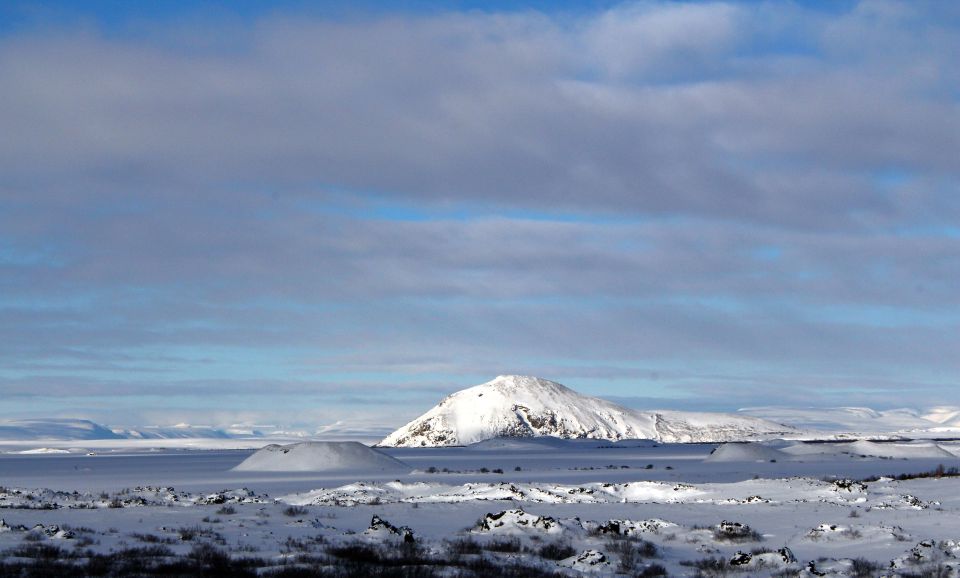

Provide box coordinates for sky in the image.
[0,0,958,432]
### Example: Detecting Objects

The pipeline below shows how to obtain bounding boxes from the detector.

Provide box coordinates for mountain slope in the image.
[379,375,794,447]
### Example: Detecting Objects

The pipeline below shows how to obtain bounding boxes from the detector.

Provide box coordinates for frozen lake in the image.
[2,440,959,493]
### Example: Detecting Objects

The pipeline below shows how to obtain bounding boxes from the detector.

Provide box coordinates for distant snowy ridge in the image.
[738,406,960,435]
[379,375,795,447]
[0,419,124,441]
[0,419,250,441]
[114,424,235,439]
[8,393,960,445]
[0,418,384,442]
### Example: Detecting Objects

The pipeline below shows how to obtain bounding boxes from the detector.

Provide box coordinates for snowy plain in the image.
[3,437,960,576]
[4,377,960,576]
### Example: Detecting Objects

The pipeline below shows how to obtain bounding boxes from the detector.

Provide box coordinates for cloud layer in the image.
[1,1,957,427]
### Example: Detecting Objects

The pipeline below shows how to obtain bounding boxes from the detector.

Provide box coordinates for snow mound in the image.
[730,547,797,570]
[363,515,415,542]
[891,540,960,570]
[380,375,793,447]
[806,523,858,540]
[232,442,412,473]
[31,524,75,540]
[704,442,790,462]
[560,550,609,572]
[473,509,566,535]
[588,518,677,536]
[17,447,72,454]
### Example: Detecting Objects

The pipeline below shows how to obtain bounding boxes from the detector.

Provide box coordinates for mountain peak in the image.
[492,374,543,383]
[483,375,570,393]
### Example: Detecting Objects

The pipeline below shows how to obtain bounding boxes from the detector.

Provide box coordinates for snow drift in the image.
[232,442,412,473]
[380,375,793,447]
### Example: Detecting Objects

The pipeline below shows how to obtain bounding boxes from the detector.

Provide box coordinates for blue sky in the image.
[0,0,861,31]
[0,1,957,431]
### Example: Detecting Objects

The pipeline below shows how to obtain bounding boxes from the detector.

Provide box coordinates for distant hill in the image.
[0,419,124,441]
[0,419,238,441]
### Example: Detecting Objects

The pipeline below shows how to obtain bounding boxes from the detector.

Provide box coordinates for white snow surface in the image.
[380,375,794,447]
[4,440,960,576]
[232,441,412,473]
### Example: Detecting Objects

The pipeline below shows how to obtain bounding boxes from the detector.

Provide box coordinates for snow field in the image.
[3,438,960,576]
[3,461,960,576]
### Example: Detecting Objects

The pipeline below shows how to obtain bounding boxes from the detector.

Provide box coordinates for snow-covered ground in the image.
[2,377,959,576]
[3,439,960,576]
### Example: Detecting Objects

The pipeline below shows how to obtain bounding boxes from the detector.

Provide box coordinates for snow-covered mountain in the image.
[379,375,795,447]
